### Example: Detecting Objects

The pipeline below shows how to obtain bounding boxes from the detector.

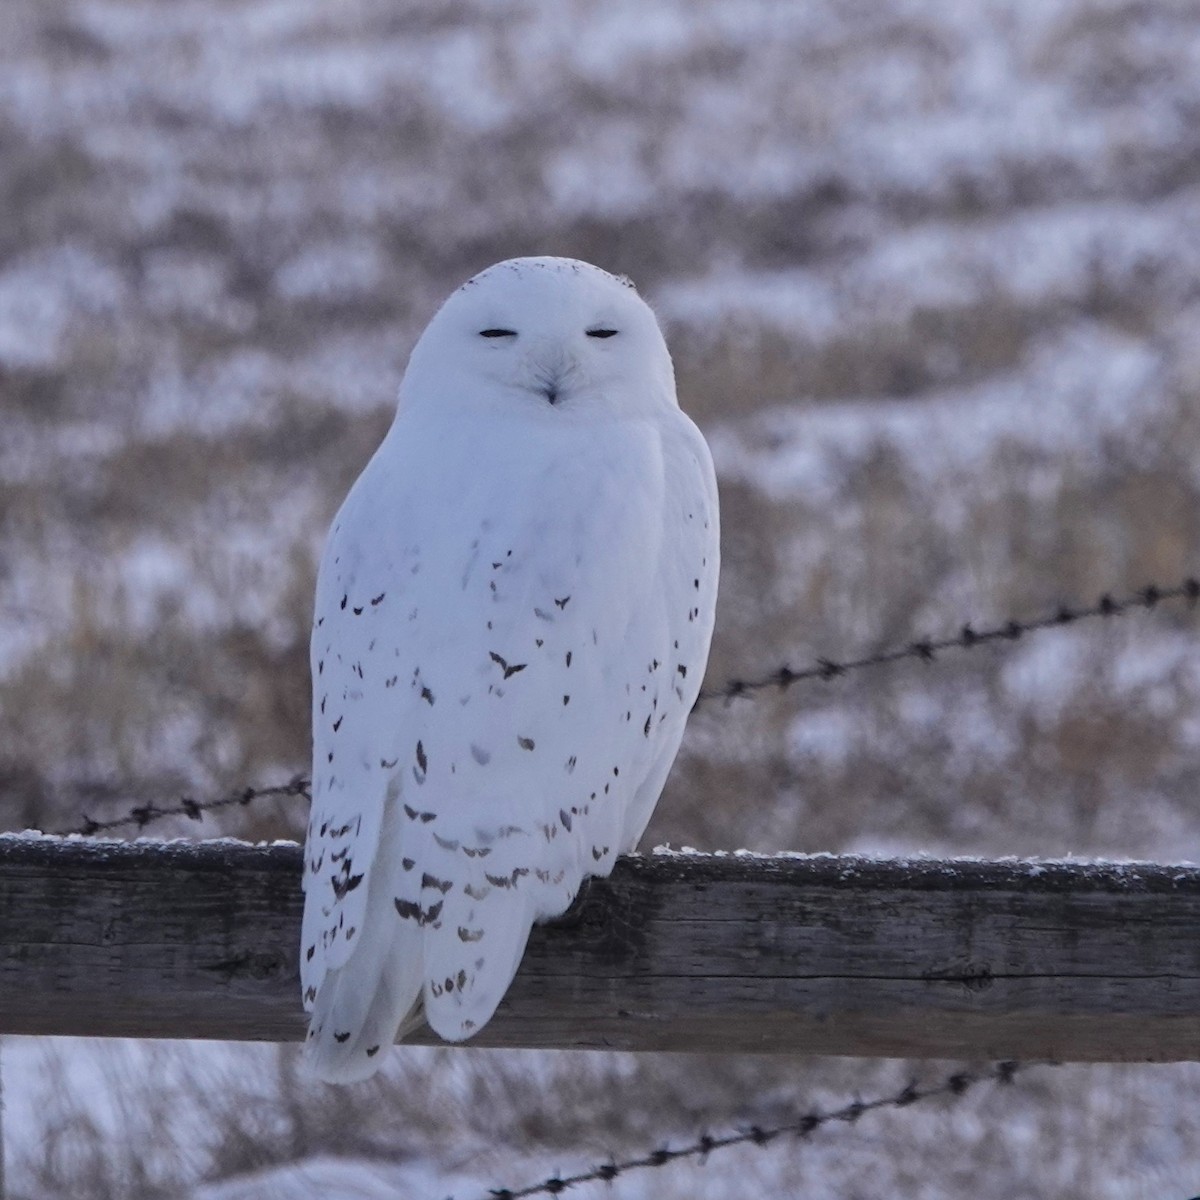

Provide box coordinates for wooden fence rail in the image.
[1,835,1199,1061]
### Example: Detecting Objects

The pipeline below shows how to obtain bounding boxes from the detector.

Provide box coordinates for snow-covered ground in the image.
[2,0,1200,1195]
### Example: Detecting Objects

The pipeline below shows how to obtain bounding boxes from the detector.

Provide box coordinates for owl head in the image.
[399,257,678,420]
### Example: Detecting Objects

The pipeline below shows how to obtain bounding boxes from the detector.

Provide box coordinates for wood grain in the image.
[2,836,1199,1060]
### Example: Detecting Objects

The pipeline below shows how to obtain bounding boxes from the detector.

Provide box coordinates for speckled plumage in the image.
[301,257,719,1082]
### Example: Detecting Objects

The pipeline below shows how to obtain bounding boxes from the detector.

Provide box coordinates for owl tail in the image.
[303,820,425,1084]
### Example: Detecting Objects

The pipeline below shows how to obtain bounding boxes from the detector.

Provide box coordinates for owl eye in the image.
[479,328,517,338]
[587,329,618,339]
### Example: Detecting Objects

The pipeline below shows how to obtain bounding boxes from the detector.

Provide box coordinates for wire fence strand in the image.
[53,776,312,838]
[696,575,1200,705]
[38,572,1200,839]
[481,1060,1037,1199]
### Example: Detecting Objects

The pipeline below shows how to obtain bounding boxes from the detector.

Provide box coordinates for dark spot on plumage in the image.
[385,675,398,688]
[535,638,544,648]
[613,766,620,776]
[304,986,317,1003]
[566,754,576,773]
[559,808,572,831]
[485,867,529,888]
[353,605,363,616]
[318,660,324,675]
[340,594,347,610]
[421,685,435,705]
[306,945,315,961]
[366,1045,380,1057]
[381,756,398,769]
[327,751,333,763]
[334,1031,351,1044]
[331,870,363,900]
[421,872,453,893]
[518,735,535,751]
[677,664,687,678]
[394,897,443,925]
[320,696,326,713]
[555,595,570,609]
[694,579,700,589]
[458,926,483,942]
[332,716,342,732]
[371,593,385,606]
[643,715,651,736]
[563,695,570,706]
[402,857,415,870]
[317,617,324,627]
[565,650,572,667]
[416,740,427,773]
[354,661,364,678]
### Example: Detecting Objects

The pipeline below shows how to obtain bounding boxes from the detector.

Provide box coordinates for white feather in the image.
[301,257,719,1081]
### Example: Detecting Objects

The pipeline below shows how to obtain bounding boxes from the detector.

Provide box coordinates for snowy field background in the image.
[2,0,1200,1195]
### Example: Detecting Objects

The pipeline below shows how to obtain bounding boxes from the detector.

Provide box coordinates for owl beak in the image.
[530,343,572,406]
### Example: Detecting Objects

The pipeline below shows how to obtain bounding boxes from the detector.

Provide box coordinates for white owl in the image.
[301,257,719,1082]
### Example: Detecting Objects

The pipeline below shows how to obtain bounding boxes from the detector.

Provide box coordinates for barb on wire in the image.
[483,1060,1037,1200]
[697,575,1200,706]
[54,775,311,838]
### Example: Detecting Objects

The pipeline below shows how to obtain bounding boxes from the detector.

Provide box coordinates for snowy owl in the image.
[301,256,719,1082]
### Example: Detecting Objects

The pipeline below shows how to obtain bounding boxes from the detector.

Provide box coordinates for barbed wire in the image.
[53,775,311,838]
[39,573,1199,839]
[696,575,1200,705]
[480,1060,1036,1199]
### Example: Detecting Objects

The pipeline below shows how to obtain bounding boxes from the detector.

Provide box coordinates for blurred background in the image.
[2,0,1200,1195]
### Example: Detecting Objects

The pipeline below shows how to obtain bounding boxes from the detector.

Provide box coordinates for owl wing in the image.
[301,411,718,1080]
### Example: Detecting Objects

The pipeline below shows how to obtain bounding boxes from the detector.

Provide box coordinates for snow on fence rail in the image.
[2,834,1199,1061]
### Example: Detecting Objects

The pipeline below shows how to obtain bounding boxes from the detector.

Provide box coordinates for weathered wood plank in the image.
[2,835,1199,1060]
